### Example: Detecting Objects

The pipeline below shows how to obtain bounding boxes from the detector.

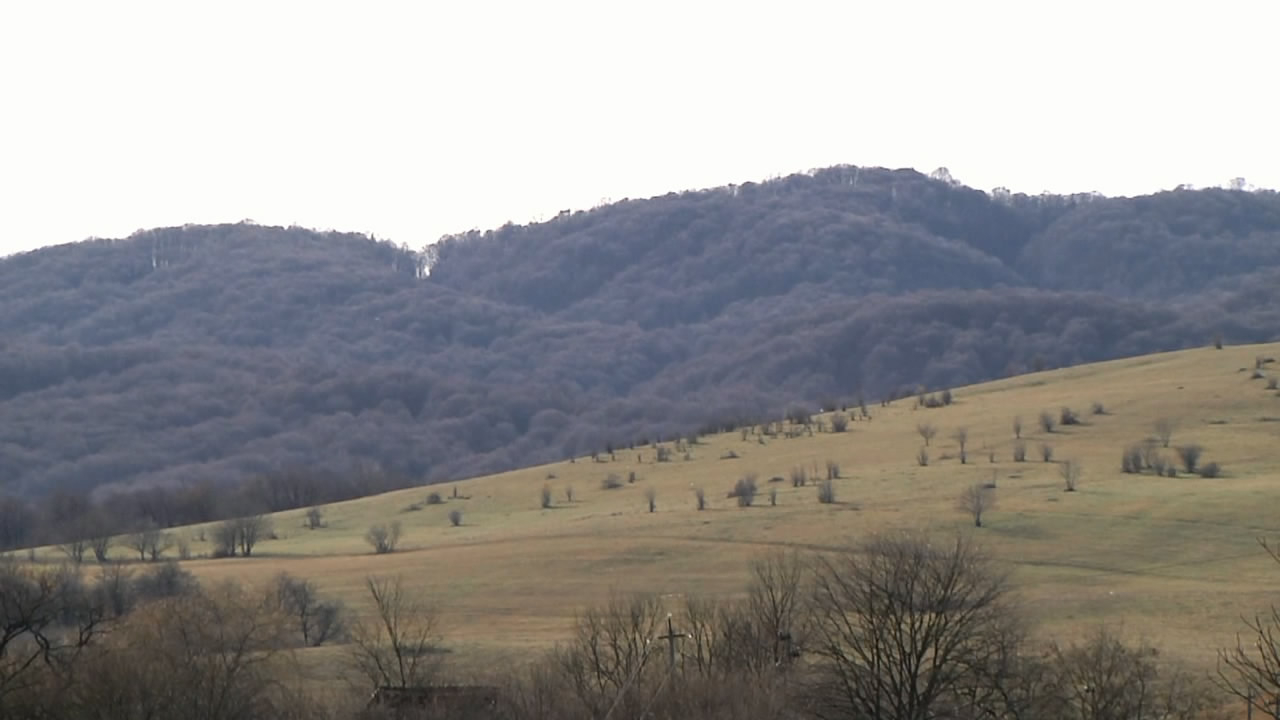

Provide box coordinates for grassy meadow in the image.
[30,342,1280,680]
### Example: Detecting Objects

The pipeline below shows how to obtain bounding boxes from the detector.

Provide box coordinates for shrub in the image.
[830,412,849,433]
[916,448,929,467]
[1176,444,1203,473]
[1012,441,1027,462]
[448,509,463,527]
[1039,411,1056,433]
[1091,401,1106,415]
[730,474,759,507]
[790,467,807,487]
[1198,461,1221,478]
[365,522,402,554]
[644,487,657,513]
[1154,418,1176,448]
[825,460,840,480]
[916,423,938,446]
[695,487,707,511]
[769,487,779,506]
[817,478,836,504]
[1150,454,1168,476]
[655,446,672,462]
[1060,460,1081,492]
[305,506,325,530]
[1060,407,1081,426]
[540,485,553,509]
[602,474,624,490]
[940,388,953,406]
[1268,377,1279,390]
[720,449,740,460]
[1012,416,1023,439]
[1121,445,1144,473]
[565,486,574,503]
[425,492,444,505]
[1040,444,1054,462]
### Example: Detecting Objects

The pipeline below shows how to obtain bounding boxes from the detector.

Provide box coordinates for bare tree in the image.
[916,423,937,447]
[540,485,553,509]
[554,592,665,719]
[235,515,270,558]
[644,487,657,513]
[830,412,849,433]
[350,575,442,690]
[1012,441,1027,462]
[211,519,239,557]
[128,525,162,562]
[806,533,1015,720]
[1219,538,1280,715]
[364,521,402,554]
[1176,444,1203,473]
[695,487,707,511]
[564,486,574,504]
[305,505,324,530]
[147,533,174,562]
[1012,416,1022,439]
[957,484,996,527]
[1154,418,1176,448]
[1060,460,1081,491]
[89,534,112,564]
[952,427,969,464]
[1038,411,1056,433]
[817,478,836,504]
[1040,443,1054,463]
[271,572,348,647]
[58,538,88,565]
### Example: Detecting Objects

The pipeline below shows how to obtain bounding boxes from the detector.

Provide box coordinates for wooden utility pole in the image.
[657,614,687,679]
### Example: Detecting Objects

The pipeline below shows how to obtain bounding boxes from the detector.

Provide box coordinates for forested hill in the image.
[3,166,1280,508]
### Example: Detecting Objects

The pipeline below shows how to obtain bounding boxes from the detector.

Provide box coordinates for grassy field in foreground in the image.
[33,342,1280,678]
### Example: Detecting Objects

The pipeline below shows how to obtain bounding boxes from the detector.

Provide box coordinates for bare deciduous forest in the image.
[1,166,1279,548]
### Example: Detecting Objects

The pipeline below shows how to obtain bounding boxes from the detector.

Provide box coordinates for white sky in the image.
[1,0,1276,256]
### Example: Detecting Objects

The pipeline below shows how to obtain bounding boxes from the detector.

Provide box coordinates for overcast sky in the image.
[1,1,1276,257]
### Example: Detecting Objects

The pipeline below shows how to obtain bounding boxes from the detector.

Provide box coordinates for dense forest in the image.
[2,165,1279,537]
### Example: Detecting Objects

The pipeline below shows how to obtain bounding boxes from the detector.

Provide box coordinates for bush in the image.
[1198,462,1222,478]
[1121,445,1144,473]
[1039,411,1056,433]
[1012,441,1027,462]
[1060,460,1081,492]
[790,467,807,487]
[1060,407,1081,426]
[817,479,836,504]
[540,485,553,509]
[448,509,463,527]
[425,492,444,505]
[830,412,849,433]
[825,460,840,480]
[365,522,402,554]
[916,448,929,467]
[602,474,624,490]
[730,474,758,507]
[695,487,707,511]
[1040,444,1054,462]
[1091,401,1106,415]
[1268,377,1278,390]
[769,487,779,506]
[1176,444,1203,473]
[305,506,324,529]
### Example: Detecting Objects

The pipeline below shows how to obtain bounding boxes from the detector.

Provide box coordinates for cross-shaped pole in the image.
[656,614,687,679]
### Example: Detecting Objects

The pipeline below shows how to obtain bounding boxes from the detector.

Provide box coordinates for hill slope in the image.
[35,342,1280,674]
[2,167,1280,520]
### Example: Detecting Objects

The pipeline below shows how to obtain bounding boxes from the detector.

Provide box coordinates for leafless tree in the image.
[830,412,849,433]
[805,533,1015,720]
[1155,418,1177,448]
[564,486,574,504]
[271,572,348,647]
[817,478,836,505]
[1012,440,1027,462]
[553,592,665,719]
[916,423,937,446]
[364,521,402,554]
[1219,538,1280,715]
[305,505,324,530]
[695,487,707,511]
[952,427,969,463]
[88,534,112,564]
[235,515,270,558]
[128,525,163,562]
[1039,411,1056,433]
[1060,460,1081,491]
[58,538,88,565]
[211,519,239,557]
[1050,626,1215,720]
[958,484,996,527]
[1012,416,1023,439]
[350,575,442,690]
[644,487,657,513]
[1177,444,1204,473]
[540,485,553,509]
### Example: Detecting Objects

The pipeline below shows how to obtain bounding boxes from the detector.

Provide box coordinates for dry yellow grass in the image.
[31,342,1280,678]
